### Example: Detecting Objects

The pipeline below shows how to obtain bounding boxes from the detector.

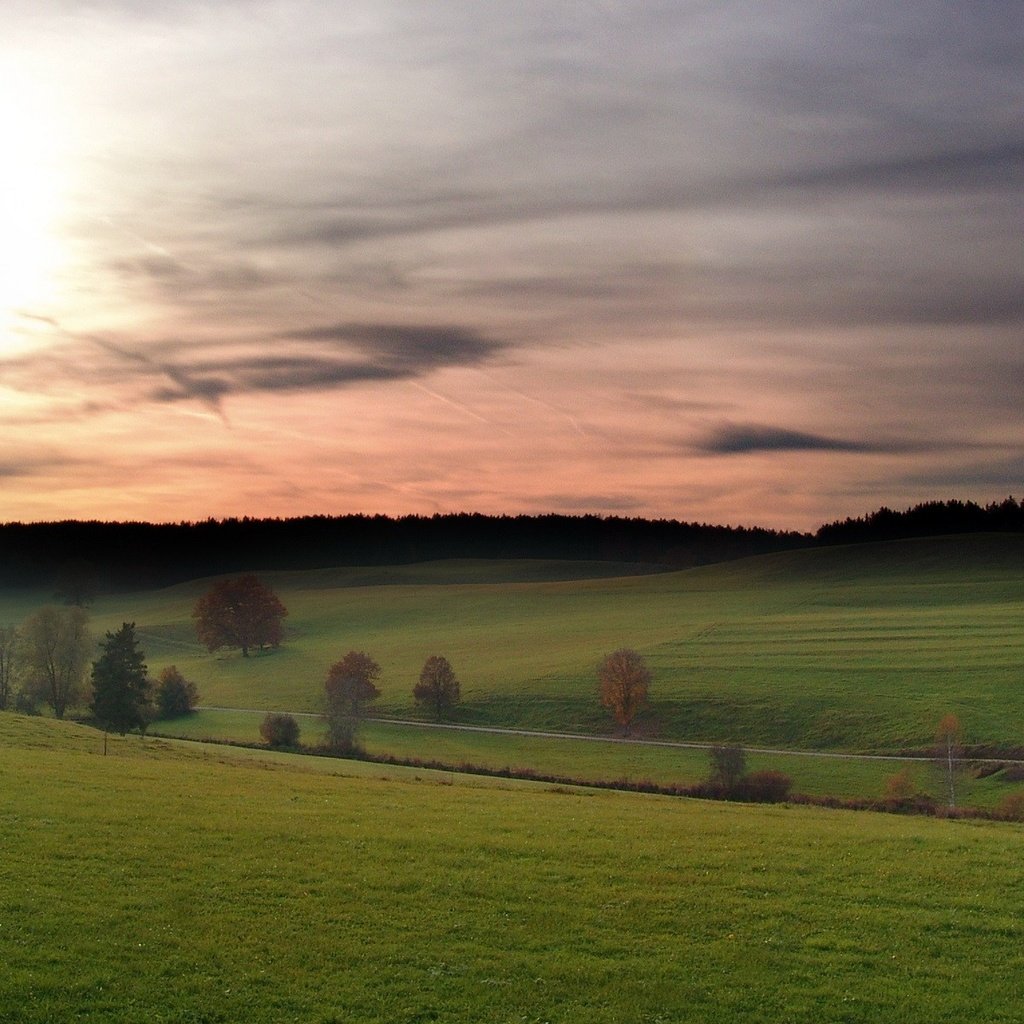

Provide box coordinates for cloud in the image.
[695,423,919,456]
[0,451,77,479]
[0,318,509,416]
[286,323,504,371]
[764,143,1024,196]
[898,453,1024,491]
[150,323,509,406]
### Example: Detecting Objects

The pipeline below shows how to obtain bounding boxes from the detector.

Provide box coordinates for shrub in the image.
[997,792,1024,821]
[883,767,916,800]
[155,666,200,719]
[735,769,792,803]
[260,712,300,748]
[13,690,40,715]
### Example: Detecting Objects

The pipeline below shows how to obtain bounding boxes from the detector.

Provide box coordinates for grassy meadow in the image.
[3,713,1024,1023]
[56,534,1024,753]
[156,709,1024,809]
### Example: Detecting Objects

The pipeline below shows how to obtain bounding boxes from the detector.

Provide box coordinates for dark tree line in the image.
[0,513,809,589]
[0,498,1019,592]
[816,497,1024,544]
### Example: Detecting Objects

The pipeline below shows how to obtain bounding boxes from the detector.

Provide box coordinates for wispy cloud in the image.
[695,424,926,457]
[1,318,509,418]
[2,1,1021,525]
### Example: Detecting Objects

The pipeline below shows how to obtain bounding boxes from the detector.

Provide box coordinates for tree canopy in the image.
[598,648,651,735]
[0,624,18,711]
[413,655,461,721]
[192,575,288,657]
[20,605,91,719]
[90,622,151,735]
[325,651,381,716]
[154,665,200,719]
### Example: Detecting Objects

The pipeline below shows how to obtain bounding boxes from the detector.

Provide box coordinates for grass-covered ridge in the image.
[3,713,1024,1023]
[72,535,1024,752]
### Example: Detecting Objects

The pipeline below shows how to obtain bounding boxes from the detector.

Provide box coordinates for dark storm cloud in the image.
[696,424,924,457]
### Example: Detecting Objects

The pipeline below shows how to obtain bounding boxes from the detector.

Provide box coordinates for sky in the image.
[1,1,1021,529]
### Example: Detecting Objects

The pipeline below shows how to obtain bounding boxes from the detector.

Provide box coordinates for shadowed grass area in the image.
[3,713,1024,1023]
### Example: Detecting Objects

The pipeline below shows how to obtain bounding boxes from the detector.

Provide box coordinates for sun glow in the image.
[0,71,69,344]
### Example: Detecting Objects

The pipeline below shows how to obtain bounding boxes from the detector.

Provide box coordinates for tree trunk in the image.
[947,738,956,808]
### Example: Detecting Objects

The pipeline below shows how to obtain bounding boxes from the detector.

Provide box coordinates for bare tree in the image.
[934,713,964,809]
[20,606,91,719]
[0,624,18,711]
[597,648,651,735]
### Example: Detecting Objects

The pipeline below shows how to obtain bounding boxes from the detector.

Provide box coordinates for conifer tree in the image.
[91,622,151,735]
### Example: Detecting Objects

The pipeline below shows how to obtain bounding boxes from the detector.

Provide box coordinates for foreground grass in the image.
[4,714,1024,1023]
[157,709,1024,809]
[74,536,1024,751]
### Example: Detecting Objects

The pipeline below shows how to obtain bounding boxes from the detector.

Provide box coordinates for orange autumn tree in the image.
[598,647,651,735]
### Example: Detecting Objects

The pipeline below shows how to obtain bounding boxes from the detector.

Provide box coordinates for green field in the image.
[3,713,1024,1023]
[4,535,1024,760]
[154,709,1024,809]
[55,534,1024,753]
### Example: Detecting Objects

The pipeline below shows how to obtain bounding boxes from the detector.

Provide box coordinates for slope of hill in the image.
[3,714,1023,1024]
[63,534,1024,752]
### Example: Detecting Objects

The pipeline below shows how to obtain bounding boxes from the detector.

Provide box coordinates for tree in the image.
[708,744,747,791]
[413,655,461,721]
[0,624,18,711]
[154,665,200,719]
[324,651,380,752]
[53,559,99,607]
[598,648,651,735]
[90,622,152,735]
[20,606,91,719]
[934,713,964,809]
[325,651,381,716]
[192,575,287,657]
[260,712,300,748]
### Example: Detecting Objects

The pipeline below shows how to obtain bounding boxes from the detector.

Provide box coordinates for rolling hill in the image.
[4,714,1024,1023]
[46,533,1024,752]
